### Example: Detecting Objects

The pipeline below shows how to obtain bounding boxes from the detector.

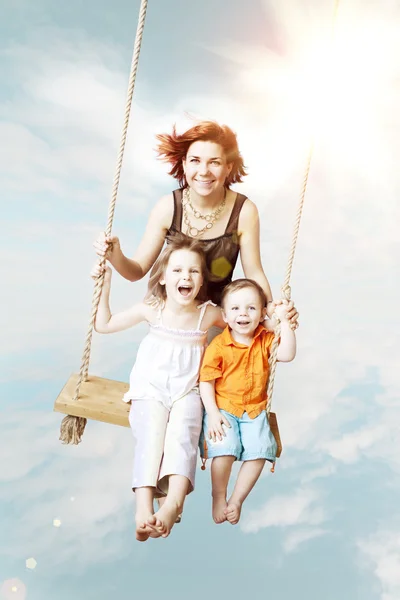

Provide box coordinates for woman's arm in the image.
[238,198,299,328]
[94,194,174,282]
[94,268,150,333]
[237,199,273,302]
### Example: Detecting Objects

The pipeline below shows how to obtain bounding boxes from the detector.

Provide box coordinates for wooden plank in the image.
[54,374,130,427]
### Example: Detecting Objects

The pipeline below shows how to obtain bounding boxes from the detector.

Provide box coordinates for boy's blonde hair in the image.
[145,233,208,306]
[220,278,267,309]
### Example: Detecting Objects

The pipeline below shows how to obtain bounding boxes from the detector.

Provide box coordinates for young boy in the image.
[199,279,296,525]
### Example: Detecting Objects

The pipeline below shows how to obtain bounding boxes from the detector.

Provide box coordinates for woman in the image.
[93,120,299,326]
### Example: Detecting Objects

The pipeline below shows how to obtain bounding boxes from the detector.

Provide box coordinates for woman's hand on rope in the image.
[266,299,299,330]
[286,301,299,330]
[93,232,121,261]
[207,409,231,442]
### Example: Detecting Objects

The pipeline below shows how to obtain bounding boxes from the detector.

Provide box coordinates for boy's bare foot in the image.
[212,493,227,524]
[225,502,242,525]
[147,502,182,538]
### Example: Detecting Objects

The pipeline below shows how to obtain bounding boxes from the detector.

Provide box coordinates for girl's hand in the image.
[207,409,231,442]
[93,232,121,260]
[90,263,112,282]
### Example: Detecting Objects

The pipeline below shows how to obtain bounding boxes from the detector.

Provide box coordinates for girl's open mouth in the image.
[178,285,192,297]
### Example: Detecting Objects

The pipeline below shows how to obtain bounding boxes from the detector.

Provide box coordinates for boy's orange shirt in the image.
[199,324,275,419]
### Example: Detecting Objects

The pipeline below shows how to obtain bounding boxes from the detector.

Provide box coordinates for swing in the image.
[53,0,325,447]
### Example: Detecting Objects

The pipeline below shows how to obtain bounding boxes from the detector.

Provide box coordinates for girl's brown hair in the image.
[145,233,208,306]
[155,120,247,188]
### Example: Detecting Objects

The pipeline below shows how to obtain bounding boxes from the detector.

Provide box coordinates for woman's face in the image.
[183,141,233,197]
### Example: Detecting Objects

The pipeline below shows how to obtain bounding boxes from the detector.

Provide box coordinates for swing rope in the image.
[59,0,149,445]
[266,0,341,455]
[266,142,314,418]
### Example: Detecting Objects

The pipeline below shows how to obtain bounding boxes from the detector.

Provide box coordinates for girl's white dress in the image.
[123,301,212,496]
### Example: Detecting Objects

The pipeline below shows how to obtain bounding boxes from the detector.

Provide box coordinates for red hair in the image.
[155,120,247,188]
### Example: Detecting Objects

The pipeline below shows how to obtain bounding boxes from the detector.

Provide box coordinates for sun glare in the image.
[241,14,397,166]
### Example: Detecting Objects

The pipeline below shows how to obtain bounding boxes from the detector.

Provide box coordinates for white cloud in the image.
[241,488,326,534]
[300,464,337,484]
[320,424,387,464]
[358,530,400,600]
[1,34,169,202]
[0,409,143,571]
[283,527,328,553]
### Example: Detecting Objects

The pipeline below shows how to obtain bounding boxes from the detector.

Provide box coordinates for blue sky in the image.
[1,0,400,599]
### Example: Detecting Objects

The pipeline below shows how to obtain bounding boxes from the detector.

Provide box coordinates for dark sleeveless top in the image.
[166,188,248,305]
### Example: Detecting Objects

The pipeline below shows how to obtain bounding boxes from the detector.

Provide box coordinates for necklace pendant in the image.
[189,226,200,237]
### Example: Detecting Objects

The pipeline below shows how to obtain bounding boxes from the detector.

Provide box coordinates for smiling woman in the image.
[95,121,299,316]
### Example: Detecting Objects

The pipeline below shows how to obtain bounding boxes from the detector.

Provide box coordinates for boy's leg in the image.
[225,410,276,525]
[211,456,236,523]
[225,459,266,525]
[201,409,241,523]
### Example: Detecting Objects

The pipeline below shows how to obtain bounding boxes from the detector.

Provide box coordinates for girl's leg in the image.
[134,487,155,542]
[211,456,236,523]
[148,390,203,537]
[129,399,169,541]
[225,459,266,525]
[149,475,190,537]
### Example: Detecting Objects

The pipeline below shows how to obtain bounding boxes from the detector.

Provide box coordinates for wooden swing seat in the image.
[54,373,282,457]
[54,374,130,427]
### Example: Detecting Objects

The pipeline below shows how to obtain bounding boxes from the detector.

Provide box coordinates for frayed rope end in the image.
[59,415,87,445]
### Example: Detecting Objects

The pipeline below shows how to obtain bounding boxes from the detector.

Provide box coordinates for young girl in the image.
[92,235,224,542]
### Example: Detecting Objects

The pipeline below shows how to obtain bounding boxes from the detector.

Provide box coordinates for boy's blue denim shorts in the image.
[200,409,277,462]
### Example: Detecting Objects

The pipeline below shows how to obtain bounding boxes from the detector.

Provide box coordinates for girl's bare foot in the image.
[147,501,182,538]
[156,497,182,523]
[225,502,242,525]
[135,513,153,542]
[212,493,227,524]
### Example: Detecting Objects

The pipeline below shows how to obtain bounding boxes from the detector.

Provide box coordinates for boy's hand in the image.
[91,263,112,282]
[207,409,231,442]
[273,300,290,321]
[266,299,299,330]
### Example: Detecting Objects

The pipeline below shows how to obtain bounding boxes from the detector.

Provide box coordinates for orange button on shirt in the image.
[199,324,275,419]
